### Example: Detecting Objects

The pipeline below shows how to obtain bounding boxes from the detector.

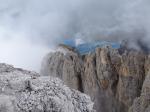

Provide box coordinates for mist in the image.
[0,0,150,71]
[0,31,51,71]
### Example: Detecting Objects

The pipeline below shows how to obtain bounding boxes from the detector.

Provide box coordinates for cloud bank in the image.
[0,0,150,71]
[0,29,51,71]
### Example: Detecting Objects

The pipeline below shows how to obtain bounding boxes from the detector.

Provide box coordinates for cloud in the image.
[0,0,150,43]
[0,0,150,71]
[0,27,51,71]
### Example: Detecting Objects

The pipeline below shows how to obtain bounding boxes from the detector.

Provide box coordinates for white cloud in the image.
[0,0,150,71]
[0,28,51,71]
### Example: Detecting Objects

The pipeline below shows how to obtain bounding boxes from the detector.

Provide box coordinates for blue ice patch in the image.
[76,41,120,54]
[62,39,120,55]
[63,38,76,47]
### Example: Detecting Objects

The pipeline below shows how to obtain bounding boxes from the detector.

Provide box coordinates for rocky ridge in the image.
[0,63,95,112]
[41,45,150,112]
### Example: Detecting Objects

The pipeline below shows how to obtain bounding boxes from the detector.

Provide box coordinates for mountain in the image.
[41,43,150,112]
[0,63,95,112]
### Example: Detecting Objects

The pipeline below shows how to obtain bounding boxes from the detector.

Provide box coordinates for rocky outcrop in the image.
[129,57,150,112]
[41,45,150,112]
[129,70,150,112]
[117,51,146,109]
[0,63,95,112]
[41,47,83,91]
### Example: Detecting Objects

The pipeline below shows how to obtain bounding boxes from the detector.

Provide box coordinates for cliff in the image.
[41,45,150,112]
[0,63,95,112]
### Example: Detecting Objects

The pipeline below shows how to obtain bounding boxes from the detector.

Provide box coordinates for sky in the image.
[0,0,150,71]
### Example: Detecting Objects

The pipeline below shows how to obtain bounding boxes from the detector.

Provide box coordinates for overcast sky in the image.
[0,0,150,71]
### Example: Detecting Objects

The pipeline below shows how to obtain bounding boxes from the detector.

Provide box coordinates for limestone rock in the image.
[42,45,149,112]
[117,51,146,108]
[0,63,95,112]
[129,71,150,112]
[41,47,83,91]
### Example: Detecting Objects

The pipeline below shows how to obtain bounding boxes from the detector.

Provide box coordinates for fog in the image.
[0,0,150,71]
[0,30,51,71]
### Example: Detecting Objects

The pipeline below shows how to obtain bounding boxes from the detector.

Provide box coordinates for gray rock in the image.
[129,70,150,112]
[42,46,149,112]
[129,57,150,112]
[41,47,83,91]
[0,63,95,112]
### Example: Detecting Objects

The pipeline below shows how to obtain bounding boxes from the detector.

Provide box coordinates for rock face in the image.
[0,63,95,112]
[129,71,150,112]
[41,45,150,112]
[129,57,150,112]
[41,47,83,91]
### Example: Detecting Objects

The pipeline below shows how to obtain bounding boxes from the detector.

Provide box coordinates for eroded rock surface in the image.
[0,63,95,112]
[41,45,150,112]
[41,47,83,91]
[129,71,150,112]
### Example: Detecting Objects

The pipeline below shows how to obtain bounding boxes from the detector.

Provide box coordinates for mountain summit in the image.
[41,43,150,112]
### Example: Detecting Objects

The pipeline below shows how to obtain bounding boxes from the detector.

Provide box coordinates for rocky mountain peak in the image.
[41,44,150,112]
